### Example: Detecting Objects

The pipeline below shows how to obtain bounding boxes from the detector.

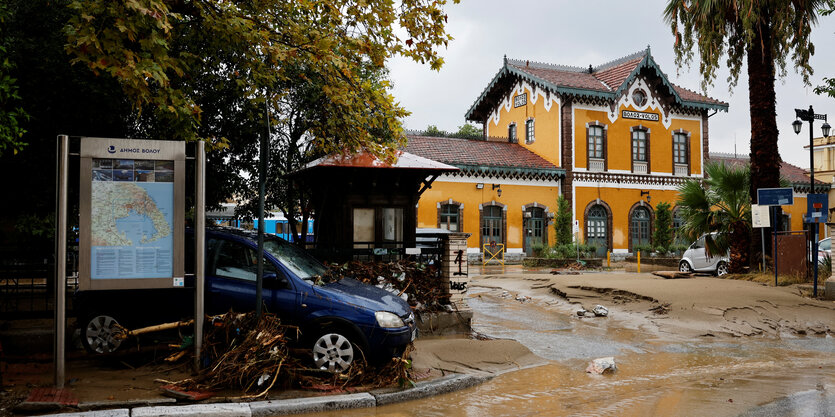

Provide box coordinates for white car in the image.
[679,234,730,276]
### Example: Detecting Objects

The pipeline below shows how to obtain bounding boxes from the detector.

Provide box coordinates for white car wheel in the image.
[312,332,354,373]
[83,314,123,354]
[679,261,693,273]
[716,262,729,276]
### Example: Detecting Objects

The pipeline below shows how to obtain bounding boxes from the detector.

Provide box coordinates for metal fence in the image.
[0,251,78,318]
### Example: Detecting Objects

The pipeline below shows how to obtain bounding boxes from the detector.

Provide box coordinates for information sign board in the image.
[756,188,794,207]
[751,204,770,228]
[79,138,185,290]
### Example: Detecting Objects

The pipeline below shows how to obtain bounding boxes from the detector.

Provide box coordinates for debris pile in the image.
[168,312,415,397]
[322,260,448,311]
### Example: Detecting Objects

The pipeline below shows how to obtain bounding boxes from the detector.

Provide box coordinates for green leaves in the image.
[664,0,824,91]
[63,0,459,156]
[0,41,29,156]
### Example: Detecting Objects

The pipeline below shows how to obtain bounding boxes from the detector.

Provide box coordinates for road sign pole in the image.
[813,225,819,297]
[772,206,778,286]
[761,227,766,272]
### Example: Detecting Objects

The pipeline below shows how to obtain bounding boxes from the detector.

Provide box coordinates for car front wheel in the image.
[82,314,124,354]
[679,261,693,273]
[716,262,729,277]
[312,331,355,373]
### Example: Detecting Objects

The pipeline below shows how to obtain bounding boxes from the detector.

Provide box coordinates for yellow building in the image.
[408,48,730,258]
[809,136,835,222]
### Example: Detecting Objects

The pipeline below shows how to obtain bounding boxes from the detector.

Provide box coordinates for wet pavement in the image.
[301,267,835,417]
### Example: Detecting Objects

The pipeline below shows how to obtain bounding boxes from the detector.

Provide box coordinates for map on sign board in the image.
[90,158,174,279]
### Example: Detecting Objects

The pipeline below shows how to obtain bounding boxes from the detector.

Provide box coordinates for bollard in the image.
[637,250,641,273]
[607,251,611,268]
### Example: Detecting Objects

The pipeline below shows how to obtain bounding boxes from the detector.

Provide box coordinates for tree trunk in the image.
[729,220,751,273]
[747,17,780,268]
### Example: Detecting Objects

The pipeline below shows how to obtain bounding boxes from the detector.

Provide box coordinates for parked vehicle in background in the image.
[678,234,730,276]
[76,227,416,372]
[812,236,831,263]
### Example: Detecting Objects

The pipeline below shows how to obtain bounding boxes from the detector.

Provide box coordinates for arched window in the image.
[508,123,517,143]
[523,206,546,255]
[586,123,606,172]
[673,130,691,176]
[481,205,504,247]
[439,203,461,232]
[586,205,608,257]
[672,207,686,245]
[630,206,652,250]
[631,126,650,174]
[525,118,535,143]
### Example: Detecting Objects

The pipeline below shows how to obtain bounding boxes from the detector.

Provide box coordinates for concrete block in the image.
[372,374,490,406]
[131,403,251,417]
[37,410,130,417]
[825,277,835,300]
[249,393,375,417]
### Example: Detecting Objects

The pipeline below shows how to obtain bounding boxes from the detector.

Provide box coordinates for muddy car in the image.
[76,227,416,372]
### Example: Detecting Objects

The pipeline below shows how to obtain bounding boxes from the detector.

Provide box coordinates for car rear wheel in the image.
[679,261,693,273]
[312,330,355,373]
[82,314,124,354]
[716,261,729,277]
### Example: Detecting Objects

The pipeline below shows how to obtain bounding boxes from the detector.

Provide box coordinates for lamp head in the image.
[822,121,831,139]
[792,119,803,135]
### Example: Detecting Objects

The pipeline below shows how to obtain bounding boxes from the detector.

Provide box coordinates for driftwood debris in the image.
[652,271,694,279]
[115,319,195,340]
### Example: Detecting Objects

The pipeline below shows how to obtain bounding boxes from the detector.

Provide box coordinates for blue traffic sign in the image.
[757,188,794,206]
[805,193,828,223]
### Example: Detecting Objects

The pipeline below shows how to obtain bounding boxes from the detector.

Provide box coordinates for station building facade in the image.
[407,48,729,257]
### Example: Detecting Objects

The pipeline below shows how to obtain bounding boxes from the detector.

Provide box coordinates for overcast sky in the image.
[388,0,835,170]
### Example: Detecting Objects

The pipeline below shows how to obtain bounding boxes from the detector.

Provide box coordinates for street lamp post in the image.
[792,105,831,297]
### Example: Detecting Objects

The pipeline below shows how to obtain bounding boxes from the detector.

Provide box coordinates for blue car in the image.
[76,227,416,372]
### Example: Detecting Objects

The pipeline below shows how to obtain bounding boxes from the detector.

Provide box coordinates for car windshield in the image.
[263,238,327,284]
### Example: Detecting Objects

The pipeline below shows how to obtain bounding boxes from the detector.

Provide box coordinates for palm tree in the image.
[677,162,751,273]
[664,1,824,266]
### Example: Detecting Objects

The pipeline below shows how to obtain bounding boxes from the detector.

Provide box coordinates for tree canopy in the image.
[665,0,822,91]
[64,0,460,157]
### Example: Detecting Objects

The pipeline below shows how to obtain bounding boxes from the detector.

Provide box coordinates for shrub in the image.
[554,195,572,245]
[633,243,653,255]
[652,201,673,252]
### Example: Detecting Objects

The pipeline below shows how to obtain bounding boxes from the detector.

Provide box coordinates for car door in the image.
[207,237,297,318]
[689,236,709,270]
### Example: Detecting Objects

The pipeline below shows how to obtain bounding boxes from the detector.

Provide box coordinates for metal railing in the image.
[589,158,605,172]
[0,252,78,318]
[482,243,505,265]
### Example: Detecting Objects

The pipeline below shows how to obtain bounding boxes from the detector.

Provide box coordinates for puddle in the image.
[300,283,835,417]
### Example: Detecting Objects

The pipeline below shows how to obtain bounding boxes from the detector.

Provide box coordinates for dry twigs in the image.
[322,260,447,311]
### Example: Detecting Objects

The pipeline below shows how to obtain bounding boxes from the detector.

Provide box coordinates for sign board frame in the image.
[805,193,828,223]
[78,137,186,291]
[756,187,794,207]
[751,204,770,228]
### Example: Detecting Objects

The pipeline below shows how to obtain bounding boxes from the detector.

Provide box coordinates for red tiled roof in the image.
[593,57,643,89]
[404,135,559,171]
[709,152,825,185]
[506,51,723,106]
[300,150,458,172]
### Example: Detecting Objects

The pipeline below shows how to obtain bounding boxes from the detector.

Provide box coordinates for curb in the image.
[34,372,491,417]
[371,374,490,406]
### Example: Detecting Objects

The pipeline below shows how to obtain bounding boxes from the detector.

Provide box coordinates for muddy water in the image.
[301,285,835,417]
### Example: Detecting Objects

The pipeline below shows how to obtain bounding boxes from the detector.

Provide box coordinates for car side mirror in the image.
[263,272,290,289]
